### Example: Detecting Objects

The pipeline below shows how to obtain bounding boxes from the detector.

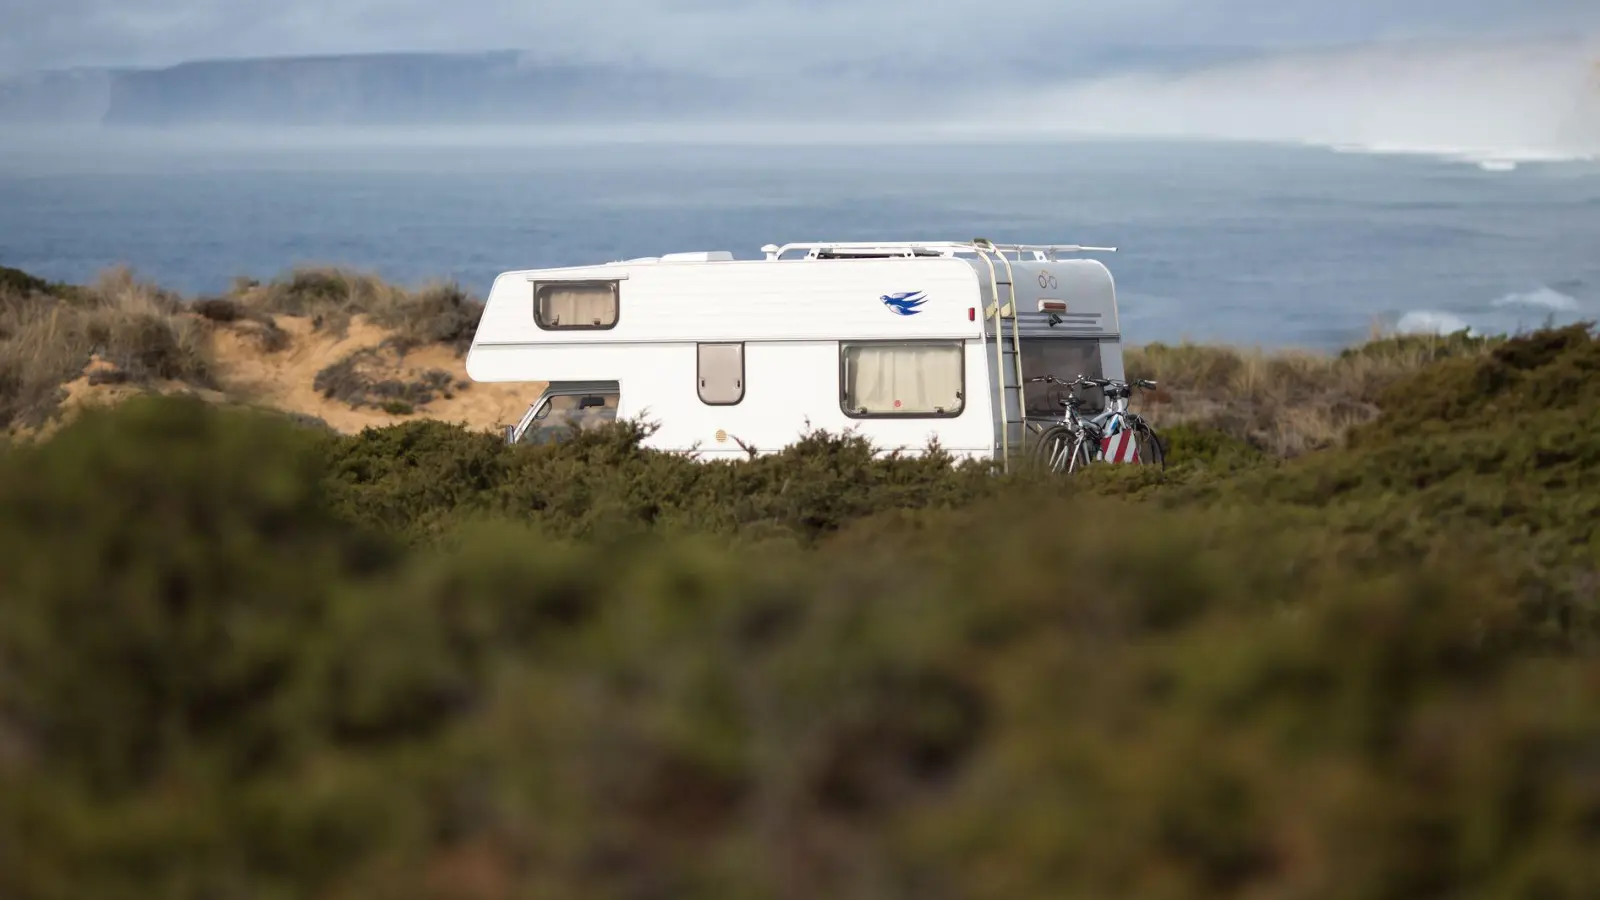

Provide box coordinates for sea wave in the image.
[1491,286,1581,312]
[1396,310,1474,337]
[1328,142,1597,170]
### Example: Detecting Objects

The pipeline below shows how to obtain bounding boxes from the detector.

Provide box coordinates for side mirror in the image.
[531,403,552,420]
[503,425,517,444]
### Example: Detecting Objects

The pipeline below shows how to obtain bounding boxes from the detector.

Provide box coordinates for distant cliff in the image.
[0,52,752,128]
[97,51,742,127]
[0,46,1268,130]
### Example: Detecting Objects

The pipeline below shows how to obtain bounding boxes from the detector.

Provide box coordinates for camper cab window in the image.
[840,340,964,418]
[533,280,619,330]
[509,382,620,445]
[1021,337,1106,414]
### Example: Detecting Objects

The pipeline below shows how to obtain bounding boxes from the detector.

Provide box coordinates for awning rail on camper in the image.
[760,240,1117,262]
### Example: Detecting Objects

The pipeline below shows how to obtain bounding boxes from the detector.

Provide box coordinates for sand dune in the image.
[48,310,543,437]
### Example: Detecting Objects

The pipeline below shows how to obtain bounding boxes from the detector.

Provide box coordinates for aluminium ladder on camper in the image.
[970,239,1029,472]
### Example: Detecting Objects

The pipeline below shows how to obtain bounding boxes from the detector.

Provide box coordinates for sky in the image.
[2,0,1595,161]
[990,33,1600,160]
[2,0,1598,75]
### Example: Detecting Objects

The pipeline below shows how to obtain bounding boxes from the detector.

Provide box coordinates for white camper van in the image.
[464,239,1125,469]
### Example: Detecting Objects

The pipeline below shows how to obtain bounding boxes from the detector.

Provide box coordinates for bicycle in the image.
[1024,374,1098,475]
[1024,374,1166,474]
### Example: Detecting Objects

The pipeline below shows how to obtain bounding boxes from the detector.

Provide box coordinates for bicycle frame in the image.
[1026,373,1161,472]
[1031,401,1106,473]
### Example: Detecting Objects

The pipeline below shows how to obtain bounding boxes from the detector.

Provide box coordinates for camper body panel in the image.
[469,256,985,349]
[970,257,1123,451]
[470,339,998,460]
[465,247,1124,462]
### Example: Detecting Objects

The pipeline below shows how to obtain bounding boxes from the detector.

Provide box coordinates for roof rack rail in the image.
[759,240,1117,262]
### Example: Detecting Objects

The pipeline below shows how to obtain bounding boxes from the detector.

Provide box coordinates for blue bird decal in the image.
[880,291,928,316]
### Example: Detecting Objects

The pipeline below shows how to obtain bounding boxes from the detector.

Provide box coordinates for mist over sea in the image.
[0,136,1596,350]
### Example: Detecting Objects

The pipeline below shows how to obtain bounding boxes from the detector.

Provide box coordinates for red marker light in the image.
[968,307,975,321]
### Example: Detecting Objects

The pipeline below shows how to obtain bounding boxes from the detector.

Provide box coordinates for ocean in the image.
[1,137,1596,350]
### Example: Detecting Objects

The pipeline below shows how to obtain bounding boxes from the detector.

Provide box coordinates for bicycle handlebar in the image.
[1028,374,1159,391]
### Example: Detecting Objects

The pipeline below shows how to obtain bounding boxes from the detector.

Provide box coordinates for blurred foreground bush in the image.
[1181,323,1600,644]
[1,387,1597,900]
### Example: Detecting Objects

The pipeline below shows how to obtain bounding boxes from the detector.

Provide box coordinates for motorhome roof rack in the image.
[759,240,1117,262]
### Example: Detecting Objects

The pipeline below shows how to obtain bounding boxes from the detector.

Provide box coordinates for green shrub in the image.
[3,321,1600,899]
[0,264,58,298]
[321,417,512,539]
[321,419,1006,544]
[312,348,454,413]
[1,396,1596,899]
[1153,324,1600,647]
[1128,327,1498,456]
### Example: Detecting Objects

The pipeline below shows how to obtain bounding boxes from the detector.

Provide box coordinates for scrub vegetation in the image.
[0,264,482,432]
[1,264,1597,899]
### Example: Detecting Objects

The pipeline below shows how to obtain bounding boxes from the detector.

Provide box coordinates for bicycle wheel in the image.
[1133,421,1167,469]
[1031,426,1076,473]
[1063,436,1094,474]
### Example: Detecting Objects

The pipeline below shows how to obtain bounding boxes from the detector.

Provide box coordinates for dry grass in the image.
[229,266,483,353]
[192,297,291,352]
[1126,330,1498,456]
[0,266,216,430]
[313,345,458,415]
[0,263,489,433]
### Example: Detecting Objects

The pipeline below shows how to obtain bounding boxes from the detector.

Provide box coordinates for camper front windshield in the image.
[518,389,620,444]
[1021,338,1106,415]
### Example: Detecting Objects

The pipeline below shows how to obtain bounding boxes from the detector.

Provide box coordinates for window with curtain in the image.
[533,281,619,329]
[840,341,964,417]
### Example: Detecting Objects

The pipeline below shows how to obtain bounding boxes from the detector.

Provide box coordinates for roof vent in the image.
[660,251,734,262]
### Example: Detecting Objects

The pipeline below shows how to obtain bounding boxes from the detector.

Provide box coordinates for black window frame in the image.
[532,279,621,331]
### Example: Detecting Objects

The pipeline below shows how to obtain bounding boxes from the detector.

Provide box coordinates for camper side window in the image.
[698,343,744,405]
[839,341,964,418]
[533,281,619,330]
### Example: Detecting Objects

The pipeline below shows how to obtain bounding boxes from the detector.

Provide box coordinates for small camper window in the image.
[698,343,744,405]
[533,280,619,330]
[839,341,964,418]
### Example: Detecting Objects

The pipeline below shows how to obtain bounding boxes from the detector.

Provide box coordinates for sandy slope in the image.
[212,315,540,432]
[53,313,544,436]
[47,355,231,441]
